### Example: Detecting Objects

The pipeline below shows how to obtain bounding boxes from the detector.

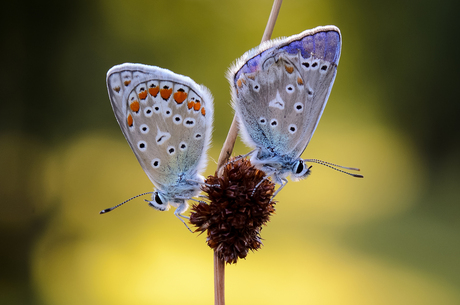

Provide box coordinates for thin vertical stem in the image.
[214,251,225,305]
[261,0,283,43]
[213,1,283,305]
[216,115,239,171]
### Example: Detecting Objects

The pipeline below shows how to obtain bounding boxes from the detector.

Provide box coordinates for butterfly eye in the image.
[292,160,312,180]
[154,192,164,205]
[294,160,304,174]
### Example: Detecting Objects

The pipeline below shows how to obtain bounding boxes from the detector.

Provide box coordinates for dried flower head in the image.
[190,157,276,264]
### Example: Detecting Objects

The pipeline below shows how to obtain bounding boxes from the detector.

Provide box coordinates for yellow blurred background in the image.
[2,0,459,304]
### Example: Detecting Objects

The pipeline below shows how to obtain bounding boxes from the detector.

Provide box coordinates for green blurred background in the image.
[2,0,459,304]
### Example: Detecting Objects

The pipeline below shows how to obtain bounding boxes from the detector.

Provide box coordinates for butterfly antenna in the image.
[99,192,154,214]
[303,159,364,178]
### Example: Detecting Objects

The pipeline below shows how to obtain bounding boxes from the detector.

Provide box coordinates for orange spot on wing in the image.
[247,75,255,80]
[124,80,131,86]
[127,114,133,127]
[285,65,294,74]
[297,77,304,85]
[114,86,121,93]
[201,107,206,116]
[188,101,195,110]
[237,78,244,88]
[173,91,188,104]
[138,90,147,100]
[194,101,201,111]
[160,88,173,100]
[130,100,140,112]
[149,86,159,97]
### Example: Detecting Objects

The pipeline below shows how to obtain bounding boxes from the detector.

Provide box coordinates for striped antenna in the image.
[100,192,154,214]
[303,159,363,178]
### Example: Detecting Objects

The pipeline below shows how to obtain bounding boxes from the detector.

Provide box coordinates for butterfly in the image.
[102,63,214,229]
[228,26,362,196]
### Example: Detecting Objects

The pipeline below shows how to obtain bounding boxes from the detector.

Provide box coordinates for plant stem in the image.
[213,1,282,304]
[214,251,225,305]
[216,115,239,171]
[261,0,283,44]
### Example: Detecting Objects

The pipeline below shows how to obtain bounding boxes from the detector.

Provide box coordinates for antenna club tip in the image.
[354,174,364,178]
[99,209,110,214]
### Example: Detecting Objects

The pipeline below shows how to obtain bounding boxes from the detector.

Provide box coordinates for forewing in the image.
[228,26,341,158]
[107,63,214,189]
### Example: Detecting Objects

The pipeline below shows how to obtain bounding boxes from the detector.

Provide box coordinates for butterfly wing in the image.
[228,26,341,158]
[106,63,214,189]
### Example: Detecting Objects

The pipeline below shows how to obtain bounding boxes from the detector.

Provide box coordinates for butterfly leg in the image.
[251,166,276,196]
[272,178,288,199]
[174,202,193,233]
[185,179,219,188]
[224,149,256,167]
[252,175,270,196]
[189,197,208,204]
[175,196,207,204]
[185,179,205,185]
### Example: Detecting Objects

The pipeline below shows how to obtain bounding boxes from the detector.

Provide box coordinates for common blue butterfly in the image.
[103,64,214,228]
[228,26,362,196]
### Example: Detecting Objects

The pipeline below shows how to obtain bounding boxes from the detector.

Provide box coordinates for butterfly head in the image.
[290,160,311,182]
[148,191,170,211]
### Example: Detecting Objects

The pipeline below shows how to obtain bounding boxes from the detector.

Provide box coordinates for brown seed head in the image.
[190,157,276,264]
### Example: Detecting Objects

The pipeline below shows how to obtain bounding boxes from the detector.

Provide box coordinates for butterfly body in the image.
[229,26,342,190]
[106,63,213,224]
[249,148,308,185]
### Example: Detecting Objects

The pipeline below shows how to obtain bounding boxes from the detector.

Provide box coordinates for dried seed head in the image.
[190,157,276,264]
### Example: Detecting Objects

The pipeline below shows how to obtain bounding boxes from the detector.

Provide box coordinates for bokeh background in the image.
[2,0,459,304]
